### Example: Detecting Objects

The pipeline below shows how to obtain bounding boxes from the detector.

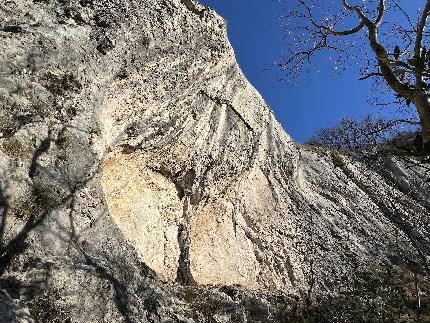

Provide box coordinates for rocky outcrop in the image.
[0,0,429,321]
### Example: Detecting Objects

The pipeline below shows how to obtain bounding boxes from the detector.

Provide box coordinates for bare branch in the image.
[330,21,365,36]
[413,0,430,87]
[298,0,364,36]
[358,72,384,81]
[342,0,374,27]
[366,118,420,136]
[414,0,430,58]
[375,0,385,26]
[365,21,410,96]
[280,0,430,146]
[392,1,417,32]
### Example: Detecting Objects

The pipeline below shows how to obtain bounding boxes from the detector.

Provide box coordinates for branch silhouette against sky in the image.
[199,0,423,143]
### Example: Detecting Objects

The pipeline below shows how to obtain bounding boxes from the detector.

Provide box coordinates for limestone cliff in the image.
[0,0,429,321]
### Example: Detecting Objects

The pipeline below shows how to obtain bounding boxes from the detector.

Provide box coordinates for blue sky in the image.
[198,0,422,143]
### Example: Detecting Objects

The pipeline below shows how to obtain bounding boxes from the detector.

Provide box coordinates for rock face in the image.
[0,0,429,321]
[0,289,33,323]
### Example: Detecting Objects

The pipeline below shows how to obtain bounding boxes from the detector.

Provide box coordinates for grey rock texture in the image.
[0,0,429,321]
[0,289,33,322]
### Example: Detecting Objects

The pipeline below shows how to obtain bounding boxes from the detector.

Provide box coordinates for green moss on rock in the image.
[1,137,29,159]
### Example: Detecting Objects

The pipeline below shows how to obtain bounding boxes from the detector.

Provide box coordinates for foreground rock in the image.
[0,289,33,323]
[0,0,429,321]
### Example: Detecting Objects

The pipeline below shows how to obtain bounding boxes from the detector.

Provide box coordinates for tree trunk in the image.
[412,94,430,152]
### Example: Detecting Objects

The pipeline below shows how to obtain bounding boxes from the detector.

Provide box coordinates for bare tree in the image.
[281,0,430,152]
[307,114,419,150]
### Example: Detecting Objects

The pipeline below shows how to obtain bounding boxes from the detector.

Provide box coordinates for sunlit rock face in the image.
[0,0,429,321]
[101,154,182,282]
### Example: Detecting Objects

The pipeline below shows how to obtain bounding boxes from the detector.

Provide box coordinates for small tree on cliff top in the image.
[281,0,430,153]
